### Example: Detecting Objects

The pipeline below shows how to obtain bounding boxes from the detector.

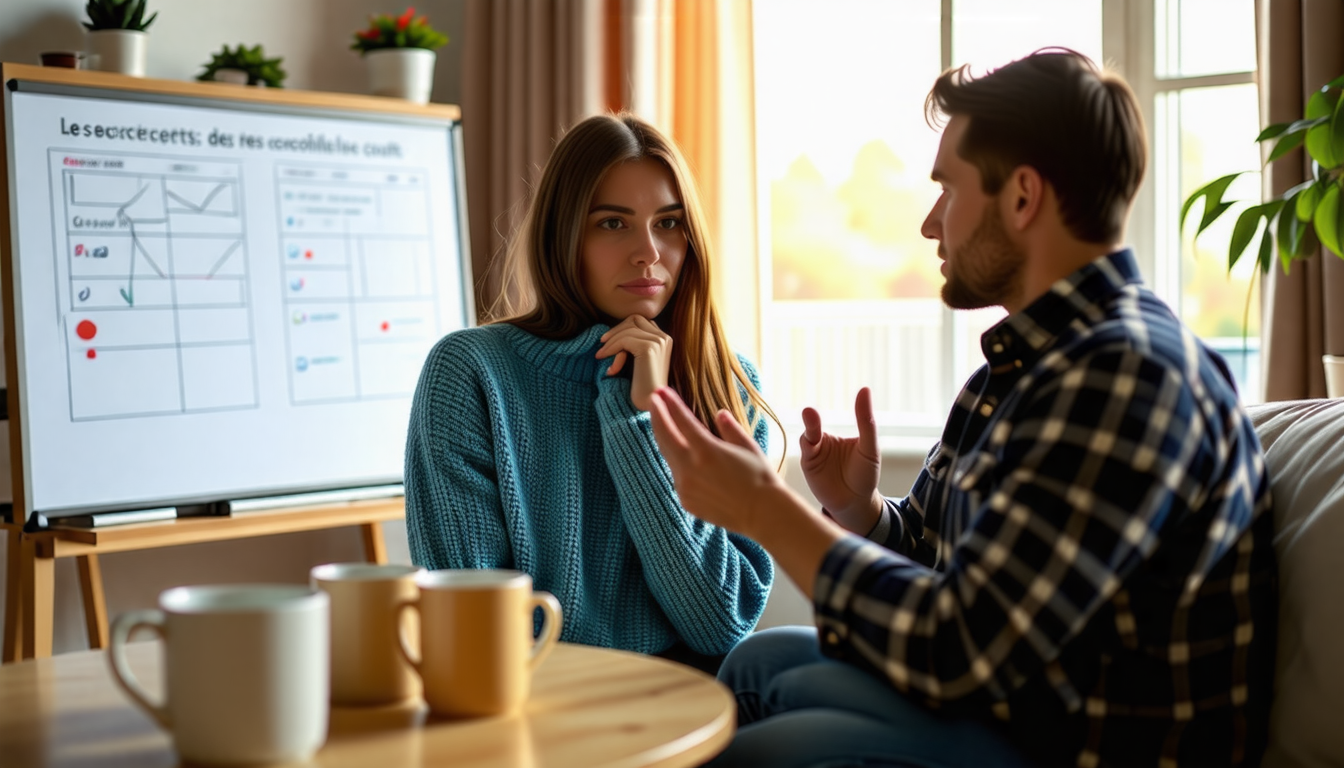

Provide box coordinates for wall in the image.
[0,0,464,654]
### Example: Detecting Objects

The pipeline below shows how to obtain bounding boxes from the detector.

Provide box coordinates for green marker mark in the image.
[119,287,133,306]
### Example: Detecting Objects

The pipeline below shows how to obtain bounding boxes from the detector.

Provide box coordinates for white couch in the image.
[1246,398,1344,768]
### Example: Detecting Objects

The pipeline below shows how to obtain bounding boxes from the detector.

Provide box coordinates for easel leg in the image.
[21,538,54,659]
[77,555,109,649]
[3,529,23,663]
[361,522,387,564]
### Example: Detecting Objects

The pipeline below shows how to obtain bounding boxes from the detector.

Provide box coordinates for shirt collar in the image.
[980,248,1144,370]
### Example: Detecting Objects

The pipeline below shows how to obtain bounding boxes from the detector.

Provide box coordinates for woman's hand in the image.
[596,315,673,411]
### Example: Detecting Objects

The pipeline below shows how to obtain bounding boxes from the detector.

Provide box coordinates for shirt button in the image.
[825,631,840,645]
[979,402,994,417]
[991,342,1004,354]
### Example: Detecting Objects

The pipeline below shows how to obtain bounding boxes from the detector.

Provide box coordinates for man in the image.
[648,49,1277,768]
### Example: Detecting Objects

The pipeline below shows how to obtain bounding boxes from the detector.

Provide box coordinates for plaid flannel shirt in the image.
[814,249,1277,768]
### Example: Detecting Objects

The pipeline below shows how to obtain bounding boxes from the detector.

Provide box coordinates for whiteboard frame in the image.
[0,63,472,525]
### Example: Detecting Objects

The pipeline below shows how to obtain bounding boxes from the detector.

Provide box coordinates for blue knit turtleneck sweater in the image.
[404,322,774,656]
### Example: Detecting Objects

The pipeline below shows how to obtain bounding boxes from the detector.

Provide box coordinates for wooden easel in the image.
[2,499,403,661]
[0,64,462,662]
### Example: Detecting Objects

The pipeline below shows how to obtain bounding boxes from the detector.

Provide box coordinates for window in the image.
[753,0,1261,447]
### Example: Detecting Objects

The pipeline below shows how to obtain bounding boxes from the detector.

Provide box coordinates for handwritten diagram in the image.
[56,151,258,420]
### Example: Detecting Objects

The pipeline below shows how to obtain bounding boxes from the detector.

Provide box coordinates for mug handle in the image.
[106,609,170,729]
[528,591,563,671]
[394,599,422,675]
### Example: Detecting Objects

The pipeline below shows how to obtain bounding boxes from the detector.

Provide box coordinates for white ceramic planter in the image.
[365,48,436,104]
[1324,354,1344,398]
[212,68,250,85]
[87,29,147,77]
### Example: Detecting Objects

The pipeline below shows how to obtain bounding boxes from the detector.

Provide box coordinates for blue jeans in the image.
[705,626,1031,768]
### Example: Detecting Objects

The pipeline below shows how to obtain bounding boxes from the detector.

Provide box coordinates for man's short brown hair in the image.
[925,48,1146,245]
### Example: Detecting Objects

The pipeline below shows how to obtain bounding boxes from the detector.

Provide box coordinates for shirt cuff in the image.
[812,534,881,653]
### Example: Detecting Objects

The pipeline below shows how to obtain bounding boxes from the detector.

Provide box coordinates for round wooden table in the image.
[0,641,735,767]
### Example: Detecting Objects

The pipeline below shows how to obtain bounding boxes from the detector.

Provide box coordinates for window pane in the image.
[756,0,947,431]
[953,0,1102,68]
[1156,0,1256,78]
[1165,83,1262,399]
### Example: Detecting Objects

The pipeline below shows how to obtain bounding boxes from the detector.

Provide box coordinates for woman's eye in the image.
[657,217,681,230]
[597,218,624,231]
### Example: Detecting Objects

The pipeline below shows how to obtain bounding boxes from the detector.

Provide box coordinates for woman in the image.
[405,113,780,665]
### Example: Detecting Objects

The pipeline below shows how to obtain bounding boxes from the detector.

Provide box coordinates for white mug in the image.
[107,584,329,765]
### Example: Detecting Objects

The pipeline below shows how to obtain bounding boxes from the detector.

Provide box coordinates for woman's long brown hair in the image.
[486,113,781,440]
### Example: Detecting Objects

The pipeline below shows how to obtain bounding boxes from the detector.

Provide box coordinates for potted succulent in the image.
[351,7,449,104]
[83,0,157,77]
[196,44,286,88]
[1181,73,1344,397]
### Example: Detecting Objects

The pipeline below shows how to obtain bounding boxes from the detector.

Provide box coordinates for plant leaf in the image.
[1277,189,1306,260]
[1257,221,1275,274]
[1315,184,1344,258]
[1297,184,1323,220]
[1307,89,1337,119]
[1180,173,1242,234]
[1307,122,1339,168]
[1332,89,1344,168]
[1256,122,1293,142]
[1228,205,1264,270]
[1267,129,1307,163]
[1328,74,1344,91]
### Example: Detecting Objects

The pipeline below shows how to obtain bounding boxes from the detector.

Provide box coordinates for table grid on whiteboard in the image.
[275,162,441,406]
[51,149,260,422]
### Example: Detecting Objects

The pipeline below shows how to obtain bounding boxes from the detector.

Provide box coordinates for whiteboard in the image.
[3,78,471,519]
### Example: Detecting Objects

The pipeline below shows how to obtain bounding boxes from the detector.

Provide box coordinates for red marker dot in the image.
[76,320,97,340]
[87,349,97,359]
[305,250,314,260]
[381,321,390,332]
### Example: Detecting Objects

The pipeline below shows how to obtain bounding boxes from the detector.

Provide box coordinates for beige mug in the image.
[311,562,423,706]
[107,584,329,765]
[398,569,562,718]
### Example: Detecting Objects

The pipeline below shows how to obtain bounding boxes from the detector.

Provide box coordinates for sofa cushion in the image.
[1246,398,1344,768]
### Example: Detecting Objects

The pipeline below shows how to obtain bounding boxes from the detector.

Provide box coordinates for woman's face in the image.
[579,158,688,322]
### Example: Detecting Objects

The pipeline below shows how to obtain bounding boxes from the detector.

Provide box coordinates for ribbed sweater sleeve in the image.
[404,334,512,571]
[593,355,774,655]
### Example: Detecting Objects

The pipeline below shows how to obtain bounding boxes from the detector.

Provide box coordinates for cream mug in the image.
[107,584,329,765]
[310,562,422,706]
[398,569,562,717]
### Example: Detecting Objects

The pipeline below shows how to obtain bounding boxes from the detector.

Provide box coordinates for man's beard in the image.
[941,204,1025,311]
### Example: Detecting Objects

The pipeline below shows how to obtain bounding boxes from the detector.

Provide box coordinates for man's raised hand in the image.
[798,387,883,534]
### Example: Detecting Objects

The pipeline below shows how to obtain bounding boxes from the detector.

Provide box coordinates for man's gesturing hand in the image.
[648,387,782,537]
[799,387,883,534]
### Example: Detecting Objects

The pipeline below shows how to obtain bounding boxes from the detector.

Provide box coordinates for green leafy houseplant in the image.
[196,44,286,88]
[83,0,157,31]
[350,7,448,53]
[1181,73,1344,276]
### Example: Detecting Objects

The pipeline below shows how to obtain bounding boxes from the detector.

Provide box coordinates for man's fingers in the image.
[653,387,716,449]
[649,392,689,458]
[715,410,763,455]
[854,387,879,458]
[801,407,823,447]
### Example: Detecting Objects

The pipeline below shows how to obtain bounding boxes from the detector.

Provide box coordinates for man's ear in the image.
[1003,166,1044,230]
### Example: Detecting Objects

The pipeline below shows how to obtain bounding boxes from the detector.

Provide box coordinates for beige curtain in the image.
[625,0,762,357]
[461,0,606,320]
[671,1,761,359]
[1259,0,1344,400]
